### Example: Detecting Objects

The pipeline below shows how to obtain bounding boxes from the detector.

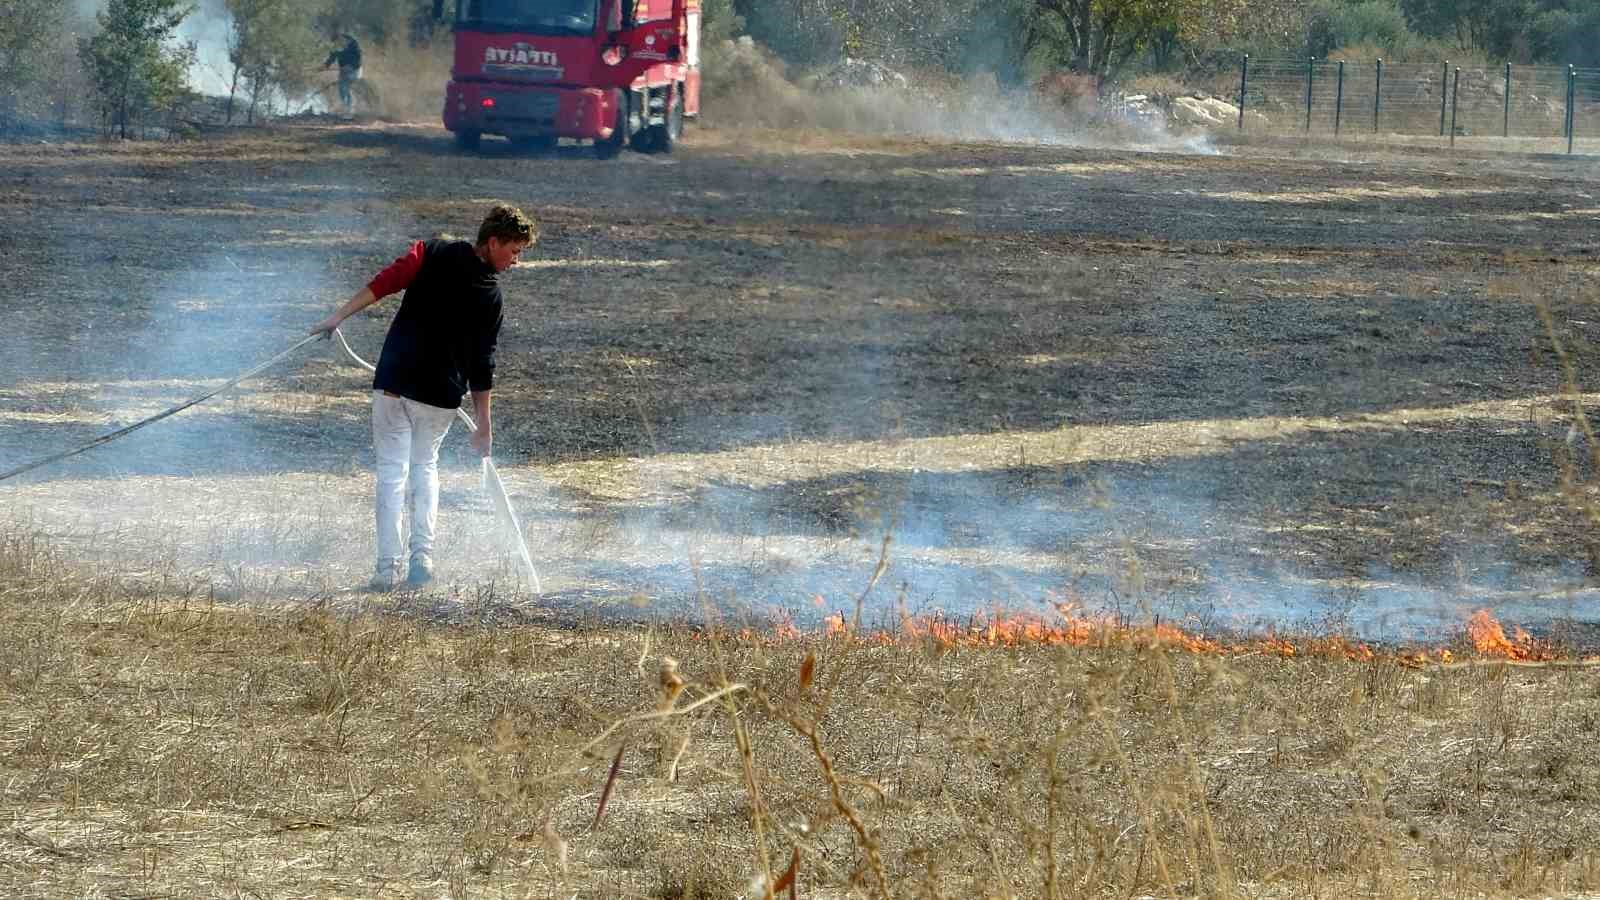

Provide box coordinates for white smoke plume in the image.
[71,0,236,98]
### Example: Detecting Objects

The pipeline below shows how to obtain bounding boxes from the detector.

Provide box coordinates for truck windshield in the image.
[459,0,599,34]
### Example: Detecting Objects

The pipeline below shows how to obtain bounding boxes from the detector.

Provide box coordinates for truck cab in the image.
[439,0,700,156]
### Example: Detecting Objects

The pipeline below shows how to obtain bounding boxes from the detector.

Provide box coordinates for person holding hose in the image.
[323,33,363,115]
[312,204,537,591]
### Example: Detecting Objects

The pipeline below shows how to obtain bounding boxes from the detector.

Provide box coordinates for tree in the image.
[319,0,435,47]
[731,0,1027,77]
[0,0,68,115]
[701,0,745,46]
[733,0,849,67]
[1524,0,1600,65]
[1026,0,1210,84]
[1398,0,1529,56]
[1028,0,1313,82]
[1306,0,1421,59]
[223,0,324,123]
[79,0,197,138]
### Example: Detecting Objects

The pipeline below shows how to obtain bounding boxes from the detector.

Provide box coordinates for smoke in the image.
[702,40,1216,155]
[177,0,234,97]
[68,0,236,98]
[534,442,1600,642]
[0,174,565,601]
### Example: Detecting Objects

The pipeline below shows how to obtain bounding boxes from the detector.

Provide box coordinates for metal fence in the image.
[1236,56,1600,151]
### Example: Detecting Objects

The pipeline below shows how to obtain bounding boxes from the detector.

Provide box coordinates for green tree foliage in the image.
[731,0,1032,80]
[1307,0,1423,58]
[1398,0,1528,56]
[79,0,197,138]
[1373,0,1597,63]
[1524,0,1600,66]
[0,0,67,104]
[1025,0,1188,81]
[961,0,1034,82]
[1023,0,1299,81]
[224,0,324,122]
[318,0,437,47]
[701,0,745,45]
[733,0,845,67]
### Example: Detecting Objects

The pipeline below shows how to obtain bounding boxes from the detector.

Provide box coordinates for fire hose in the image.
[0,330,542,595]
[330,328,541,594]
[0,332,325,484]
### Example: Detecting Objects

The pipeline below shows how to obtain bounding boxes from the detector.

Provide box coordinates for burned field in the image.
[3,125,1600,897]
[0,125,1596,634]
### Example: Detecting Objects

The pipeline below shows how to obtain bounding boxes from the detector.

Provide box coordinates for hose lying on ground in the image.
[0,330,544,596]
[0,333,325,484]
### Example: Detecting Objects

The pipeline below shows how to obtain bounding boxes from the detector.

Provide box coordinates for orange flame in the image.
[813,604,1386,660]
[697,605,1572,666]
[1465,609,1556,661]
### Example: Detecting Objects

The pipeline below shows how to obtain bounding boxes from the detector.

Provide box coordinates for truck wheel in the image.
[628,88,653,152]
[594,92,627,159]
[454,130,481,151]
[646,86,684,154]
[629,116,656,153]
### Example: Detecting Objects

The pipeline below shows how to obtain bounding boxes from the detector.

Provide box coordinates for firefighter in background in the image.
[324,33,363,114]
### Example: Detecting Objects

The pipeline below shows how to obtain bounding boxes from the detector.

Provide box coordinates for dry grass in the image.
[4,527,1600,898]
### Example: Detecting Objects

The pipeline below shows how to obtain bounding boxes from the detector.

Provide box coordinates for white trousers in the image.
[372,391,455,569]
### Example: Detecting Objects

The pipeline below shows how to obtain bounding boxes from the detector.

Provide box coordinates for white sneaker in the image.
[369,561,402,592]
[406,554,435,587]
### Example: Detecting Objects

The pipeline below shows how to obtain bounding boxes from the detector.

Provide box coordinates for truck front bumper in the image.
[444,82,616,140]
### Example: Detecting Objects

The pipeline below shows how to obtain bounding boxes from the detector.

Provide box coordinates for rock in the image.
[814,58,910,91]
[1118,94,1167,129]
[1171,96,1236,128]
[1168,95,1268,130]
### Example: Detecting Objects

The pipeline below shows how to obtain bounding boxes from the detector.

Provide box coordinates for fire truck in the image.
[432,0,700,157]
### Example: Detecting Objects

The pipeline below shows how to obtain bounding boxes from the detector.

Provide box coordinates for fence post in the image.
[1503,62,1511,138]
[1238,54,1249,131]
[1305,57,1315,132]
[1569,65,1577,155]
[1563,66,1571,139]
[1450,67,1460,147]
[1565,65,1574,142]
[1335,60,1345,136]
[1374,59,1383,133]
[1439,60,1450,136]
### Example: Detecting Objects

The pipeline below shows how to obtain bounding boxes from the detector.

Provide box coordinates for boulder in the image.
[1118,94,1167,129]
[814,58,910,91]
[1172,96,1235,128]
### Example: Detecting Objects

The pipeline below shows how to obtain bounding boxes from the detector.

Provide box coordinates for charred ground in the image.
[1,123,1597,633]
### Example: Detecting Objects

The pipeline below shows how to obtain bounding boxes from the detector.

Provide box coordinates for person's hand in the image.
[310,315,342,338]
[470,427,493,458]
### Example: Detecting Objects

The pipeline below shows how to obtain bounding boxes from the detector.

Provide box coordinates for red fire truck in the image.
[433,0,700,156]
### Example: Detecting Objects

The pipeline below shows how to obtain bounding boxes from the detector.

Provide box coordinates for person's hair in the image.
[477,204,537,247]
